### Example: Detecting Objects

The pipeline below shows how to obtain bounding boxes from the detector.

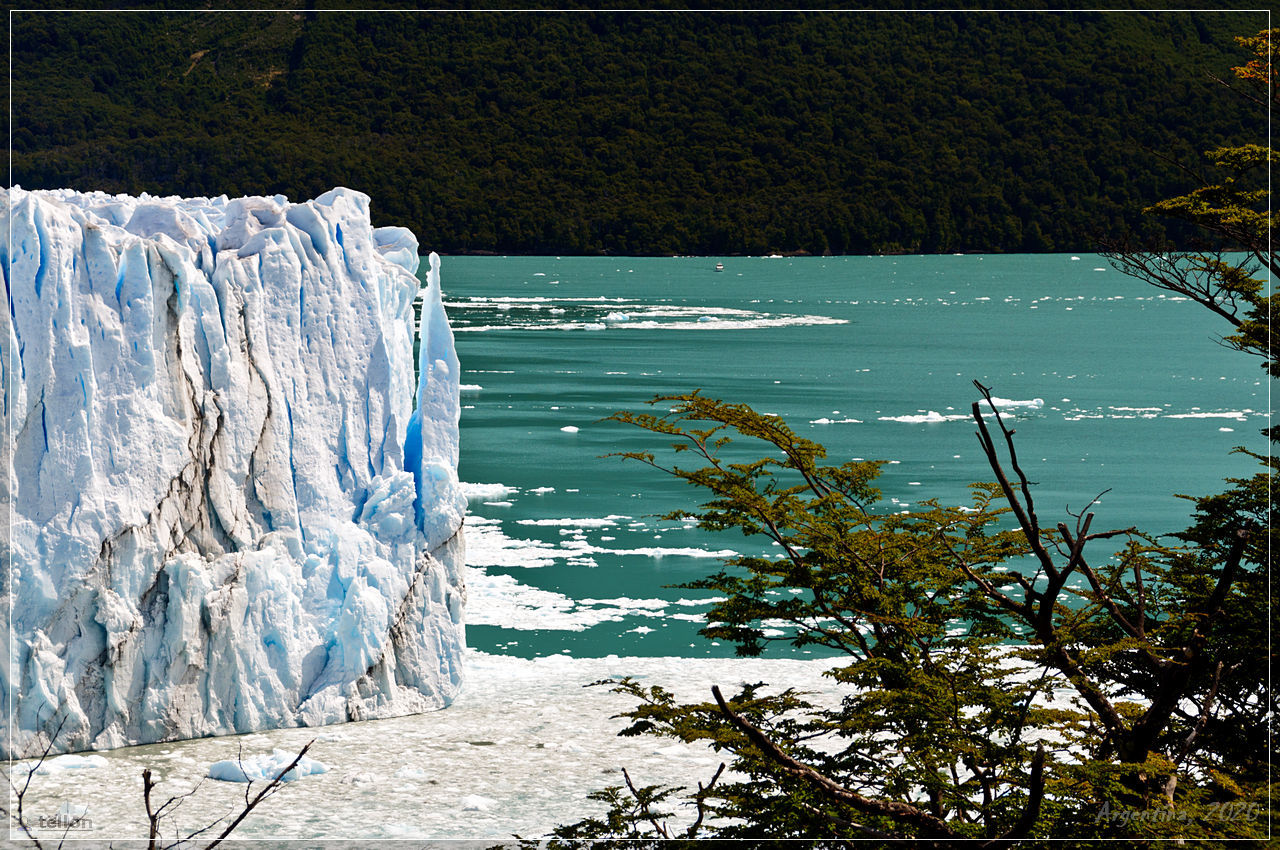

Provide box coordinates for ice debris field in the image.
[6,650,846,838]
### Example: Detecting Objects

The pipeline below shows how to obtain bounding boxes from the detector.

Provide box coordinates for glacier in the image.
[1,186,466,757]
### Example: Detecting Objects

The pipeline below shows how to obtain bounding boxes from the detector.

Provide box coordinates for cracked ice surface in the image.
[2,187,466,757]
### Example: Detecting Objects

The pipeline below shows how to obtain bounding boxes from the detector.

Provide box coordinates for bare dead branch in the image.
[1101,248,1248,327]
[685,762,726,837]
[1175,661,1225,766]
[148,773,214,850]
[983,742,1045,844]
[798,800,904,840]
[971,382,1057,580]
[203,740,314,850]
[8,714,69,850]
[1056,518,1143,643]
[1207,71,1270,108]
[1196,527,1248,623]
[935,531,1032,620]
[1126,529,1247,761]
[144,768,159,850]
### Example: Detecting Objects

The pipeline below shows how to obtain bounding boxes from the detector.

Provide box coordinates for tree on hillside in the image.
[538,31,1274,844]
[10,11,1266,255]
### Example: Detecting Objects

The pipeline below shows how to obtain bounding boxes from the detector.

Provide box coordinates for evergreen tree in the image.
[539,31,1274,844]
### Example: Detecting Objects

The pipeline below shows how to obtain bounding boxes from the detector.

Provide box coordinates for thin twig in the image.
[10,714,68,850]
[621,767,669,839]
[203,740,314,850]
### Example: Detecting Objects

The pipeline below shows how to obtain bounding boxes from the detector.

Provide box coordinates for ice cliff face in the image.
[1,187,466,757]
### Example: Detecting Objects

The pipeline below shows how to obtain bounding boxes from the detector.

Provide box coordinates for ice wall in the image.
[1,187,466,757]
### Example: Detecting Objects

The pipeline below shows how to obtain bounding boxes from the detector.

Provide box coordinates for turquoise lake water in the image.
[438,254,1268,659]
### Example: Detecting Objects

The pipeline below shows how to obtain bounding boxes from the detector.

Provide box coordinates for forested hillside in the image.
[11,10,1268,255]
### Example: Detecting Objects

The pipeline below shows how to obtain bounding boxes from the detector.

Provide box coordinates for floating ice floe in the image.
[517,516,629,528]
[208,749,329,783]
[9,753,110,776]
[879,411,963,424]
[1165,410,1251,420]
[462,482,520,501]
[977,396,1045,412]
[461,794,497,812]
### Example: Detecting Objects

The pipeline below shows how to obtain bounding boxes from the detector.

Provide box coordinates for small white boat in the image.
[714,262,724,272]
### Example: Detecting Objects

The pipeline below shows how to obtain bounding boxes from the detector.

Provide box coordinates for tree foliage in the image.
[539,31,1274,844]
[10,9,1267,255]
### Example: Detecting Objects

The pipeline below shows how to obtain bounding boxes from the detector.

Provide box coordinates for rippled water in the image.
[447,254,1266,659]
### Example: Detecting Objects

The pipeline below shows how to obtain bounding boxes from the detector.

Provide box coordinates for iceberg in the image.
[1,186,466,757]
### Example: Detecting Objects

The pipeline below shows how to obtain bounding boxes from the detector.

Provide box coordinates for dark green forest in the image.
[10,9,1269,255]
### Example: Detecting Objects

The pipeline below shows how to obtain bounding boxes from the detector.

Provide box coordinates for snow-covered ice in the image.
[2,187,466,757]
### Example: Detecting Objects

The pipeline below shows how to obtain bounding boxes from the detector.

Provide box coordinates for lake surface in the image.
[16,253,1267,841]
[448,254,1267,659]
